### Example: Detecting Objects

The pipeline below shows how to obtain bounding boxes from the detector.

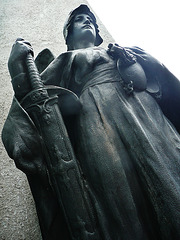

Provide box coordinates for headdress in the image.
[63,4,103,50]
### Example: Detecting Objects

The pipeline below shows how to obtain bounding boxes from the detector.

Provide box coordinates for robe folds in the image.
[2,47,180,240]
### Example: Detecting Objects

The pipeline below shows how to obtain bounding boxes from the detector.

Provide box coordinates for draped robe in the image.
[2,46,180,240]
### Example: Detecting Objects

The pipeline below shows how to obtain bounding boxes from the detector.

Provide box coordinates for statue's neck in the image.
[73,40,95,50]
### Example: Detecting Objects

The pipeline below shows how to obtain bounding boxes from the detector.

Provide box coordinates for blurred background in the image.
[89,0,180,79]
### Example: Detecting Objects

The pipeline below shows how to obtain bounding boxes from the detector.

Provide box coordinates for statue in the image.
[2,4,180,240]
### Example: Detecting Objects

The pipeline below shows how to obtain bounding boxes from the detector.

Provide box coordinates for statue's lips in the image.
[82,25,92,29]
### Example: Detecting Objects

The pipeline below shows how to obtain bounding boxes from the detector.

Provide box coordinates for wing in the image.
[35,48,55,73]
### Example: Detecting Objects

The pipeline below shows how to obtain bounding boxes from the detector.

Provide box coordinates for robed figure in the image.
[2,4,180,240]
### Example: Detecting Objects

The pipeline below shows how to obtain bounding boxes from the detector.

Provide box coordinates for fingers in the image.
[14,38,34,56]
[15,38,32,47]
[108,44,146,63]
[16,37,24,42]
[127,49,146,61]
[125,47,147,62]
[108,43,124,56]
[131,52,146,61]
[108,43,123,50]
[127,46,145,54]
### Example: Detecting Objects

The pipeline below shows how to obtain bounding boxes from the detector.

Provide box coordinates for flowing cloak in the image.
[2,47,180,240]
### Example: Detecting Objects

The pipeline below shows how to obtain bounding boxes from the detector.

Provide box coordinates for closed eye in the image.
[87,17,93,23]
[74,16,83,22]
[74,15,93,23]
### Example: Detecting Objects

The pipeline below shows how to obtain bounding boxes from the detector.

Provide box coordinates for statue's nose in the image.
[84,19,90,24]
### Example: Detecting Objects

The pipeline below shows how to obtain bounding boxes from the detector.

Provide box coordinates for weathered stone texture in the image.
[0,0,113,239]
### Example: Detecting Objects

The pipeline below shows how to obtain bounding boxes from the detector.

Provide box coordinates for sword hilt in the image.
[26,53,44,90]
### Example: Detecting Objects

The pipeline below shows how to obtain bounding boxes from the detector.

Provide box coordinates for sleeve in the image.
[2,97,43,167]
[2,97,70,239]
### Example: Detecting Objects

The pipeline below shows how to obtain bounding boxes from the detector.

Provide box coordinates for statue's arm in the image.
[108,44,180,133]
[3,39,70,239]
[125,46,180,132]
[8,38,33,100]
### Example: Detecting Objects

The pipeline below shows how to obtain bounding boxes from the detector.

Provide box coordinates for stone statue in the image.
[2,4,180,240]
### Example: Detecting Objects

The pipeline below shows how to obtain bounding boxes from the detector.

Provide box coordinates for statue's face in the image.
[71,13,96,44]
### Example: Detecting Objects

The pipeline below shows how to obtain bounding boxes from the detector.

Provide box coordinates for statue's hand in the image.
[107,43,136,66]
[8,38,34,100]
[107,43,124,57]
[127,47,163,72]
[8,38,34,78]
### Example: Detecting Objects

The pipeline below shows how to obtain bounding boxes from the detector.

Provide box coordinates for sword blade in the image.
[23,54,100,239]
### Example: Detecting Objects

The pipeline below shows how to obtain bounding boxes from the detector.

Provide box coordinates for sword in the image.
[20,53,100,239]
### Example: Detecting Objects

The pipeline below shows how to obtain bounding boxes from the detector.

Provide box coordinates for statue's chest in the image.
[67,48,115,95]
[73,48,110,80]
